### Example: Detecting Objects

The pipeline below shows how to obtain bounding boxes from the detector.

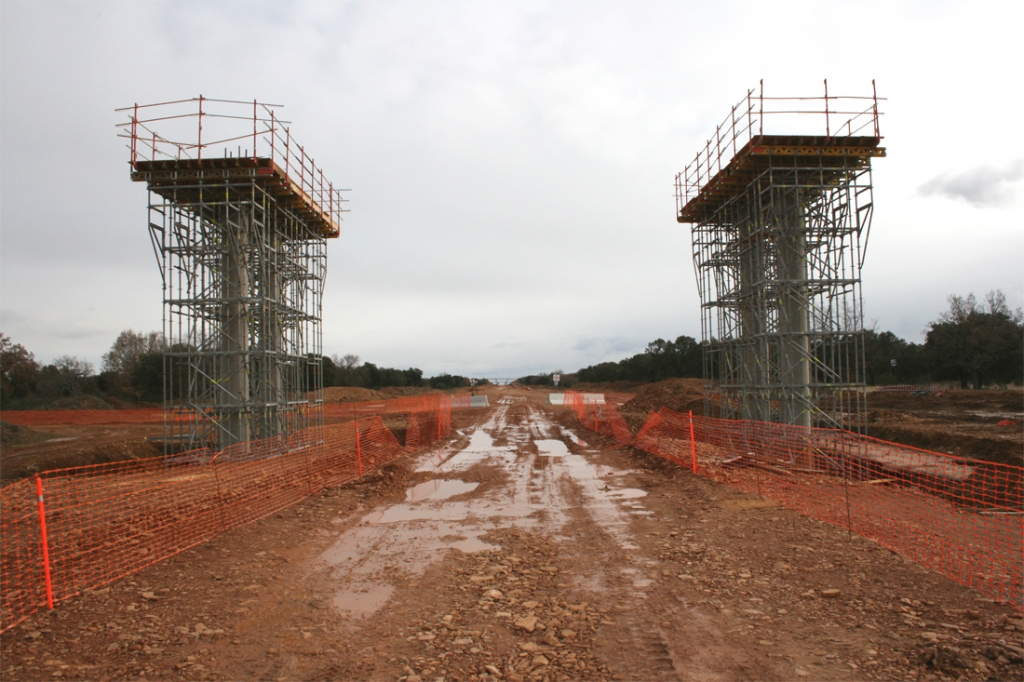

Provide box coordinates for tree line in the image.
[0,333,490,408]
[320,354,484,390]
[2,290,1020,407]
[866,291,1023,388]
[569,290,1022,388]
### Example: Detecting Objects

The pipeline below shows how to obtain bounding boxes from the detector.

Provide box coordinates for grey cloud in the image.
[918,160,1024,208]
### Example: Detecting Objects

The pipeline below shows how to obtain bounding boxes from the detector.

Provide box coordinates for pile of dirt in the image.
[0,420,48,446]
[865,389,1024,466]
[319,386,446,403]
[868,388,1023,415]
[618,378,705,432]
[378,386,445,398]
[51,394,114,410]
[1,434,163,483]
[320,387,386,403]
[569,380,646,392]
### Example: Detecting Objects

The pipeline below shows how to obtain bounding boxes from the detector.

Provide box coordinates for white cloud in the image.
[2,0,1023,374]
[918,160,1024,208]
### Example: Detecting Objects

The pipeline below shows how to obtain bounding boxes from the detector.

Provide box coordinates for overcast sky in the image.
[2,1,1022,379]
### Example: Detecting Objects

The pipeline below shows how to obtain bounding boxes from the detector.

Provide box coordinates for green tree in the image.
[576,335,702,383]
[925,291,1024,388]
[429,373,470,389]
[0,333,39,401]
[102,330,164,395]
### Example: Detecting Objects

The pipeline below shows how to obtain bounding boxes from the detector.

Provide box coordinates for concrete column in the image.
[263,232,285,439]
[738,215,768,421]
[221,207,251,448]
[775,189,812,429]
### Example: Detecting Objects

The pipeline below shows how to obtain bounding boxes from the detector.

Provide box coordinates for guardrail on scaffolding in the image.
[115,96,349,237]
[560,392,1023,610]
[0,395,455,633]
[674,80,884,218]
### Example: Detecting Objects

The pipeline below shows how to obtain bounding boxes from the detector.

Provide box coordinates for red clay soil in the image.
[1,390,1021,682]
[865,389,1023,467]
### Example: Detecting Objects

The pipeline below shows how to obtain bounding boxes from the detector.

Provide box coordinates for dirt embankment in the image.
[617,378,705,433]
[609,380,1022,466]
[320,386,452,403]
[0,424,163,484]
[865,389,1023,466]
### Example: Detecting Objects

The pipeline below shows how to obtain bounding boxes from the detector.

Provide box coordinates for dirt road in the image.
[2,389,1022,681]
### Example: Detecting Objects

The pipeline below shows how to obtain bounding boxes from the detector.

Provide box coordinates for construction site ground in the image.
[2,386,1022,682]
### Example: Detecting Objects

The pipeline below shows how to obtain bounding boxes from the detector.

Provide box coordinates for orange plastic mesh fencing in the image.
[1,393,472,427]
[564,390,634,446]
[629,408,1023,609]
[0,409,164,426]
[0,399,453,633]
[602,392,637,406]
[323,393,469,421]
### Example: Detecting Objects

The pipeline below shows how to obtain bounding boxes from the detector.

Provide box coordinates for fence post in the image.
[355,420,364,477]
[688,411,697,474]
[34,476,54,610]
[437,405,442,441]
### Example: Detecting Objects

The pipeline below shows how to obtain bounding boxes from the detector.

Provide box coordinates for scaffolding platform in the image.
[118,97,344,452]
[131,157,341,239]
[678,134,885,224]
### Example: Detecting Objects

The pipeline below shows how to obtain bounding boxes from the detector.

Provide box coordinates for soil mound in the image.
[865,388,1024,466]
[621,378,704,416]
[51,395,113,410]
[0,420,47,446]
[321,387,387,403]
[618,378,705,432]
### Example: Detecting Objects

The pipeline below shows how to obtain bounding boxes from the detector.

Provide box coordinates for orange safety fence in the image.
[0,398,454,633]
[593,406,1022,609]
[564,390,634,446]
[1,393,474,427]
[324,394,468,421]
[1,409,164,426]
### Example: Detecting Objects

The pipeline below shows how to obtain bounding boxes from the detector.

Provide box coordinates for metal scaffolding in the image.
[676,81,885,433]
[117,97,346,453]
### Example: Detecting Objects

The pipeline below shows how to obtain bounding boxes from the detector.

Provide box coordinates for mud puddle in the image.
[318,399,654,621]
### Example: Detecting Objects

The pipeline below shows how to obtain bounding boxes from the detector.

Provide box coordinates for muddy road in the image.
[2,389,1022,681]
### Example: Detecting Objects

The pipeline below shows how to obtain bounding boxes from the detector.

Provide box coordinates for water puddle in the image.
[605,488,648,500]
[320,400,655,620]
[332,583,395,618]
[536,439,570,456]
[560,427,589,448]
[406,479,479,502]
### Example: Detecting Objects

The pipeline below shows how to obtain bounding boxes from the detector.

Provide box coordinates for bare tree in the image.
[44,356,95,396]
[332,353,360,369]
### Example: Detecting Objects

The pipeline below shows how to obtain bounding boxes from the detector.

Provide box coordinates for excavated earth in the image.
[1,386,1022,682]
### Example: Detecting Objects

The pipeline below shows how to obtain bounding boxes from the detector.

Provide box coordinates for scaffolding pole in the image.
[118,98,346,453]
[676,81,885,435]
